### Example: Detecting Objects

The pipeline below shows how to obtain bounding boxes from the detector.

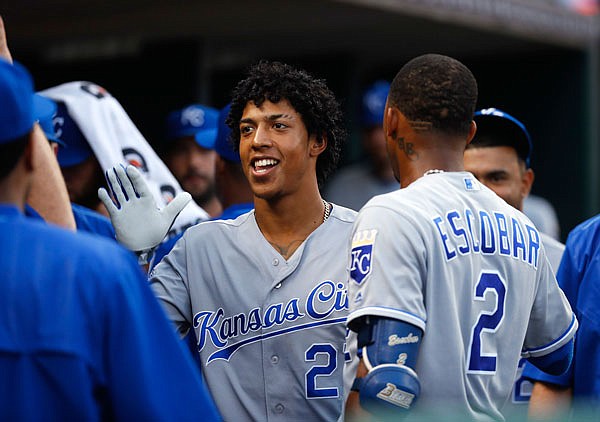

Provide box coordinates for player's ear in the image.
[465,120,477,146]
[521,167,534,199]
[384,106,399,140]
[309,134,327,157]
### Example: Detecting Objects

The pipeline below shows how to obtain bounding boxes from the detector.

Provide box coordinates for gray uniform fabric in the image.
[150,206,358,421]
[346,172,577,421]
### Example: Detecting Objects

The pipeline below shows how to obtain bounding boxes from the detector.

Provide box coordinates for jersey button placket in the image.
[274,403,284,414]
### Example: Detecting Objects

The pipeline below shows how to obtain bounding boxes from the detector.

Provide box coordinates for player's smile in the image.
[251,157,280,175]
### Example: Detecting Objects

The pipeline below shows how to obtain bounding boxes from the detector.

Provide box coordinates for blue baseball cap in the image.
[473,108,533,168]
[166,104,219,149]
[361,80,390,127]
[55,102,94,167]
[33,94,65,147]
[213,103,240,163]
[0,58,35,144]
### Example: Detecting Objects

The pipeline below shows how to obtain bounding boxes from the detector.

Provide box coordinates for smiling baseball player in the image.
[100,61,358,421]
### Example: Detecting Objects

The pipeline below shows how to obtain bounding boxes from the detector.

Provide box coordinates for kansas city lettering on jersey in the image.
[193,280,348,363]
[433,209,541,268]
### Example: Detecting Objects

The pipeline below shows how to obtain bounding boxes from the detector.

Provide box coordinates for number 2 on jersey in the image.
[467,272,506,374]
[305,344,339,398]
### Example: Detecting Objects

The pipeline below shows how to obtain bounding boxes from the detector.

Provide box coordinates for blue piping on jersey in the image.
[348,306,426,332]
[207,317,347,363]
[521,314,578,357]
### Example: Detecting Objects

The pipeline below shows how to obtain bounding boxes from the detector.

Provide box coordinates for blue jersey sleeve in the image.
[523,358,572,387]
[524,216,600,395]
[104,250,220,420]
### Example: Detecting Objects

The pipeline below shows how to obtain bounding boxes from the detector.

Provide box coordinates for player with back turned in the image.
[100,61,358,421]
[344,54,577,421]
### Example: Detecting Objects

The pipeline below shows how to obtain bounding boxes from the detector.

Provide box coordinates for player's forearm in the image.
[28,125,76,230]
[528,381,572,420]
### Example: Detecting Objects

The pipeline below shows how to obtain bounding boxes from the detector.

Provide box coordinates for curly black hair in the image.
[226,61,346,187]
[388,54,478,137]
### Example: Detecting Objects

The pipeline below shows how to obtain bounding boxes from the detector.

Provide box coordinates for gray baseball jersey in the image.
[345,172,577,421]
[150,205,358,421]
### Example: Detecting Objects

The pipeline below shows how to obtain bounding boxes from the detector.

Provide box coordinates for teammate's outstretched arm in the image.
[98,165,191,254]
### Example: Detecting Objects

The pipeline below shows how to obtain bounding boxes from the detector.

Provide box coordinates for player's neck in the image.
[255,193,326,260]
[398,148,465,187]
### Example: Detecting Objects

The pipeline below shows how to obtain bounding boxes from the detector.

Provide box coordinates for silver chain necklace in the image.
[322,199,331,223]
[423,169,445,176]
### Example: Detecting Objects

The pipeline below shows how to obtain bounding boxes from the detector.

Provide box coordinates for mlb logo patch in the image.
[463,177,480,191]
[350,229,377,285]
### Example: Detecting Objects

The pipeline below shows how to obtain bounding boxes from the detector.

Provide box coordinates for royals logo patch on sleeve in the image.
[350,229,378,285]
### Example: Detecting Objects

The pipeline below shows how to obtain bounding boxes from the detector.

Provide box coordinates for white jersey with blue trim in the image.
[150,205,358,421]
[346,171,577,421]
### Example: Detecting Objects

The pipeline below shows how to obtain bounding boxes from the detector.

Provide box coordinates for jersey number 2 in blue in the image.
[305,344,339,398]
[467,272,506,374]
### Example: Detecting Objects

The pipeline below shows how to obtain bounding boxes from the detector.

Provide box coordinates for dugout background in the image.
[4,0,599,241]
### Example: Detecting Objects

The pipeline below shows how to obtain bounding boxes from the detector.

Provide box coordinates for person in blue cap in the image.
[54,100,109,217]
[151,103,254,268]
[324,80,399,210]
[466,108,562,242]
[163,104,222,217]
[465,108,565,272]
[0,57,220,421]
[34,93,116,239]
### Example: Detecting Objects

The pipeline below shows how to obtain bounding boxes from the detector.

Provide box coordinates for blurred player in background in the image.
[0,56,220,422]
[523,194,561,241]
[345,53,577,421]
[212,103,254,220]
[100,60,358,420]
[163,104,222,217]
[324,80,398,210]
[53,101,109,217]
[151,103,254,266]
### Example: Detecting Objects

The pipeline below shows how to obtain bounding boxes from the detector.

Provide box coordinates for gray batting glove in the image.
[98,165,191,252]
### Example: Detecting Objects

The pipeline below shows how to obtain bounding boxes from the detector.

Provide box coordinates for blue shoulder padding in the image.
[528,338,574,376]
[358,364,420,415]
[358,316,423,369]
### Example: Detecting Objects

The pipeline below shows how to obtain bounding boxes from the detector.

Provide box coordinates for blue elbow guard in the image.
[353,316,423,415]
[357,364,421,414]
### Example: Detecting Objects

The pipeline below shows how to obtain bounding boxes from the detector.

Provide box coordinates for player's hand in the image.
[98,165,191,252]
[0,16,13,63]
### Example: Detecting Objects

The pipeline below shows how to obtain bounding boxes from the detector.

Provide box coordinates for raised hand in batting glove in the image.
[98,165,191,254]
